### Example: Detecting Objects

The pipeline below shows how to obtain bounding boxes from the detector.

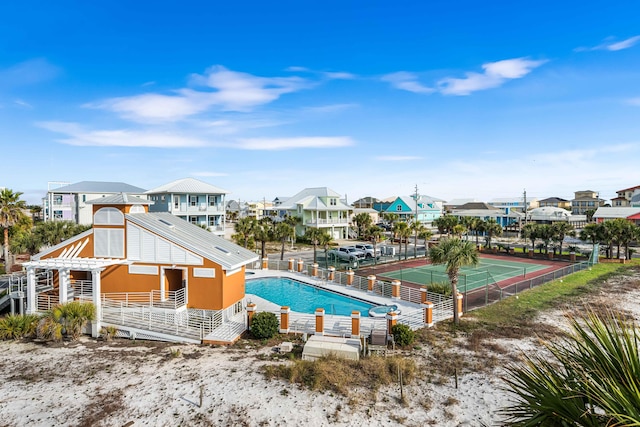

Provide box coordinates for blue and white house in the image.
[146,178,229,236]
[383,195,445,226]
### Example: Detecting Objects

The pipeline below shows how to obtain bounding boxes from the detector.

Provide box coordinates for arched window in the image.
[94,207,124,225]
[129,205,145,214]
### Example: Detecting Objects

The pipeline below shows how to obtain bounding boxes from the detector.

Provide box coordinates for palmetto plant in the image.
[501,310,640,426]
[0,314,40,340]
[51,301,96,340]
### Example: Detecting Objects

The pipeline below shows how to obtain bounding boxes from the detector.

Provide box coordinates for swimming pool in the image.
[246,277,374,316]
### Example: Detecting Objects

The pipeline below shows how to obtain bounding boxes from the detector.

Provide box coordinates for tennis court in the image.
[379,257,550,292]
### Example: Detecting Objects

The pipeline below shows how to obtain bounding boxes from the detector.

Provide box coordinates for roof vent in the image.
[158,219,175,228]
[215,246,230,255]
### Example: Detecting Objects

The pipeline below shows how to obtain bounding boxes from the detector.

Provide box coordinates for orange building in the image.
[24,194,258,344]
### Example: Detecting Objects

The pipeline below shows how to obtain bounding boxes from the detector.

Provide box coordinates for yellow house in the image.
[24,194,258,344]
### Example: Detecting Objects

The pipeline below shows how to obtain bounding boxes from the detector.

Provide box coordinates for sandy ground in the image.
[1,269,639,427]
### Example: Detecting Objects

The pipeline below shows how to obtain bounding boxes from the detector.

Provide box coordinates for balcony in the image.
[305,218,349,226]
[175,203,224,214]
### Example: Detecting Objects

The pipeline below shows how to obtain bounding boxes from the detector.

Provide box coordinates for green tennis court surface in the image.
[380,257,550,291]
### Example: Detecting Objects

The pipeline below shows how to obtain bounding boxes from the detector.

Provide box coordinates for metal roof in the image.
[51,181,147,194]
[278,187,351,211]
[86,193,152,205]
[126,212,258,270]
[145,178,229,195]
[593,207,640,219]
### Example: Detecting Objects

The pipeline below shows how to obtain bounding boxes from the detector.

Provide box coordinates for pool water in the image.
[246,277,374,316]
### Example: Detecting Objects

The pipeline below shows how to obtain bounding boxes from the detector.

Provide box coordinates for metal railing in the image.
[101,288,186,310]
[101,296,243,340]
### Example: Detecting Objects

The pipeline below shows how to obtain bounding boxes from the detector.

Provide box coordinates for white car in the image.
[354,243,381,259]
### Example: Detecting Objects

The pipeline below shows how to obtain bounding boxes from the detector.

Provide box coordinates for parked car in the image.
[354,243,381,259]
[327,246,366,262]
[376,222,392,231]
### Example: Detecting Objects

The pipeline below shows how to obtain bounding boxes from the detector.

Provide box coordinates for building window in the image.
[208,216,217,226]
[53,210,63,220]
[396,205,402,211]
[94,207,124,225]
[94,228,124,258]
[190,196,198,207]
[190,216,198,224]
[82,195,86,202]
[330,198,337,206]
[53,195,63,205]
[174,196,179,209]
[209,195,217,206]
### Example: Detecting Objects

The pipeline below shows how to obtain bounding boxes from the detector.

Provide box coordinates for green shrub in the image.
[391,324,415,347]
[426,282,452,296]
[251,312,279,339]
[37,315,63,342]
[51,301,96,340]
[0,314,40,340]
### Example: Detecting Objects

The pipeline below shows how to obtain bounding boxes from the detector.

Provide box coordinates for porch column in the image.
[26,266,37,314]
[391,280,401,300]
[280,306,290,334]
[91,268,103,338]
[59,268,70,303]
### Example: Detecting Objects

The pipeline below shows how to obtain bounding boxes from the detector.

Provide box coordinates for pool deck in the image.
[246,269,424,335]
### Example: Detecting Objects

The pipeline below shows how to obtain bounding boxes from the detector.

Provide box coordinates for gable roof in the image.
[278,187,351,211]
[616,185,640,193]
[145,178,229,195]
[593,207,640,219]
[86,193,152,205]
[456,202,499,210]
[538,197,569,203]
[51,181,146,194]
[126,212,258,270]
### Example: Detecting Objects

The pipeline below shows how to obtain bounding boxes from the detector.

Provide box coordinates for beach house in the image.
[23,194,258,344]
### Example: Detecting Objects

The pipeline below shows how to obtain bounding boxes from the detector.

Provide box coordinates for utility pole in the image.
[414,184,419,224]
[523,189,527,225]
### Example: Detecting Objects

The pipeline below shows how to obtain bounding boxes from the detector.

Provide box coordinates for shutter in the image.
[142,230,156,262]
[127,224,141,260]
[157,239,171,262]
[109,229,124,258]
[94,229,109,257]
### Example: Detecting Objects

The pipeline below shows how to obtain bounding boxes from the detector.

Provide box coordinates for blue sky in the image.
[2,1,639,205]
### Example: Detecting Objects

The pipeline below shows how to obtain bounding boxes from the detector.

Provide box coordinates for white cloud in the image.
[322,71,356,80]
[304,103,358,113]
[576,35,640,52]
[375,155,422,161]
[37,121,209,148]
[438,58,547,95]
[606,35,640,51]
[285,66,309,72]
[0,58,60,89]
[89,65,313,122]
[627,97,640,106]
[14,99,32,108]
[381,72,434,94]
[235,136,354,150]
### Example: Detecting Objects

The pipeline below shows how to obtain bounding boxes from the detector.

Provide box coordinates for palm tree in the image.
[273,222,295,261]
[393,221,410,260]
[352,212,372,239]
[580,222,602,260]
[283,215,302,249]
[418,227,433,258]
[0,188,27,270]
[317,231,334,268]
[521,223,538,253]
[253,218,273,260]
[483,219,502,249]
[551,222,574,256]
[429,237,478,324]
[366,225,386,265]
[232,217,256,248]
[304,228,325,264]
[537,224,554,254]
[410,220,427,259]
